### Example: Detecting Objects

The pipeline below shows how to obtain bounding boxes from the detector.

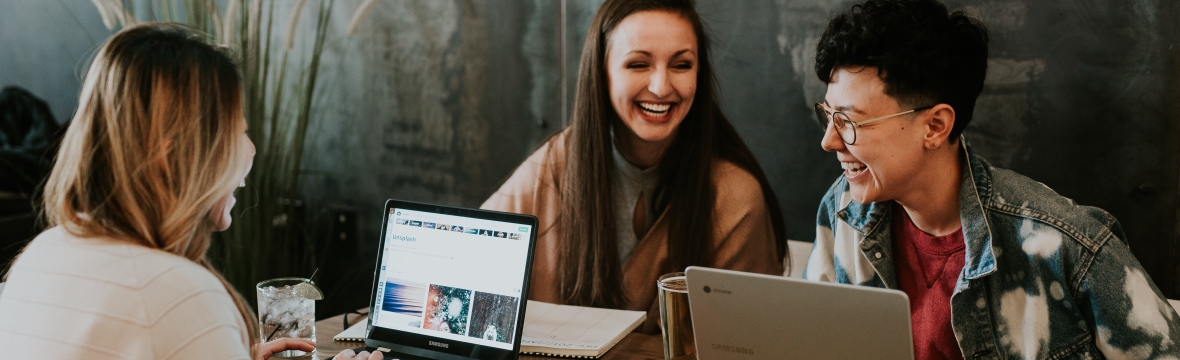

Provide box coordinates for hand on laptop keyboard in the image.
[334,348,386,360]
[253,338,316,360]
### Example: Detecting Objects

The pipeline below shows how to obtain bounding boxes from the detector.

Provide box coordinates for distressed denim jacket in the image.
[803,142,1180,359]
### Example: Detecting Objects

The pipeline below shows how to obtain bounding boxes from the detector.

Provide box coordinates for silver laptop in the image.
[357,199,538,360]
[686,267,913,360]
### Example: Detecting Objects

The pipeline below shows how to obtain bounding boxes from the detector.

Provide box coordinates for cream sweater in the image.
[0,227,251,359]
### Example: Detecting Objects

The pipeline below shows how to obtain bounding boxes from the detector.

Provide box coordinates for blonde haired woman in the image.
[0,23,379,360]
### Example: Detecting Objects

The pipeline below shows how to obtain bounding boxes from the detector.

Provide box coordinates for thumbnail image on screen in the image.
[423,285,473,335]
[468,292,520,344]
[381,279,428,328]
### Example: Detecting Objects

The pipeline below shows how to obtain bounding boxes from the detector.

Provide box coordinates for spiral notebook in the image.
[335,301,646,358]
[519,301,646,358]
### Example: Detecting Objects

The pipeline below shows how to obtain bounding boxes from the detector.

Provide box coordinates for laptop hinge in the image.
[377,347,391,353]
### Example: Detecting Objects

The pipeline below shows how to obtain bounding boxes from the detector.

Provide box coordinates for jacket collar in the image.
[957,140,997,279]
[837,138,998,279]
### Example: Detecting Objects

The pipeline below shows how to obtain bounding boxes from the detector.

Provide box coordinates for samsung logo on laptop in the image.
[391,234,416,242]
[702,285,731,295]
[712,343,754,355]
[429,341,449,349]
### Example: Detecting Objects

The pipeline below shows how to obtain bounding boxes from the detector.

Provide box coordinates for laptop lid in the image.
[364,199,538,360]
[685,267,914,360]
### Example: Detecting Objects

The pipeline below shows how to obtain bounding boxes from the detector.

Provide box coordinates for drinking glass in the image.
[657,272,695,360]
[257,277,316,357]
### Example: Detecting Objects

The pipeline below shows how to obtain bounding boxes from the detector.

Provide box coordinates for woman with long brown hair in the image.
[483,0,787,333]
[0,23,378,360]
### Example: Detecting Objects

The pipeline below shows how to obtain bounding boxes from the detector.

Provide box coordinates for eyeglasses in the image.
[814,103,933,145]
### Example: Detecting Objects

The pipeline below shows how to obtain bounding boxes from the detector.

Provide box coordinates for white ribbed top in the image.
[0,227,251,360]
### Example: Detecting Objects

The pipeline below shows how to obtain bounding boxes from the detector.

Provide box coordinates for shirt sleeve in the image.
[481,138,555,215]
[803,178,844,283]
[148,267,252,360]
[1078,220,1180,358]
[707,162,783,276]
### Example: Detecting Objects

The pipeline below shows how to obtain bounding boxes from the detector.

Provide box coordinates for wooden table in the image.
[313,311,664,359]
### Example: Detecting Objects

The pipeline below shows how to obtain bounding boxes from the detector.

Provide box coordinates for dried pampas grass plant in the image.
[345,0,377,36]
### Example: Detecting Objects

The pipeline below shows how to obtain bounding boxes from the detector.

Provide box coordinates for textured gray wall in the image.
[0,1,113,125]
[303,0,562,257]
[2,0,1178,299]
[290,0,565,311]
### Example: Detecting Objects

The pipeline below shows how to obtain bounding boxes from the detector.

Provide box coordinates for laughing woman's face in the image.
[606,10,698,152]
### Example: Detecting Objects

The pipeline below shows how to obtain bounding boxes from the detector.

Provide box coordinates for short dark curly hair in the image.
[815,0,989,140]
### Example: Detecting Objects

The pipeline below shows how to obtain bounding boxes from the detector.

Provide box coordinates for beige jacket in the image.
[481,131,783,333]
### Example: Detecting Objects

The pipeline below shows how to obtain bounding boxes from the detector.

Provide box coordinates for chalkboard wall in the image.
[1,0,1176,304]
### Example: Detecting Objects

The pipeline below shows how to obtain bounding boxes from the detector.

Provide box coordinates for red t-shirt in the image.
[891,203,966,360]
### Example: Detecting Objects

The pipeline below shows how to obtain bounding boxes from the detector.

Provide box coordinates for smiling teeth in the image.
[840,162,865,170]
[841,161,867,175]
[638,102,671,114]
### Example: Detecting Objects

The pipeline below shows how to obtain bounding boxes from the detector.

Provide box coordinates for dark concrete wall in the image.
[304,0,561,240]
[296,1,564,312]
[2,0,1177,299]
[0,1,113,125]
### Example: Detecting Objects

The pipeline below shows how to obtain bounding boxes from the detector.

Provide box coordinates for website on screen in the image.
[372,208,532,350]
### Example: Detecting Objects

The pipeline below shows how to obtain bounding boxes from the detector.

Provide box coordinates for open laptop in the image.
[356,199,538,360]
[685,267,914,360]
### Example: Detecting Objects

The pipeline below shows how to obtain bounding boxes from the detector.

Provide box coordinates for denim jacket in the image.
[803,141,1180,359]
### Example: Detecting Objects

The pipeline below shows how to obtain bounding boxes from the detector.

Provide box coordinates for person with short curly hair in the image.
[803,0,1180,358]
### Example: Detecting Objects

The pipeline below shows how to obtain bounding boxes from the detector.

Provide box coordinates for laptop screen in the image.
[370,206,533,352]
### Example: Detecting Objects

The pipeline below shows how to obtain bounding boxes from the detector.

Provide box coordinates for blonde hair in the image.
[42,23,258,348]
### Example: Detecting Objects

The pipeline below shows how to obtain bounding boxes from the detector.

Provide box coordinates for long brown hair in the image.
[558,0,787,308]
[41,23,258,348]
